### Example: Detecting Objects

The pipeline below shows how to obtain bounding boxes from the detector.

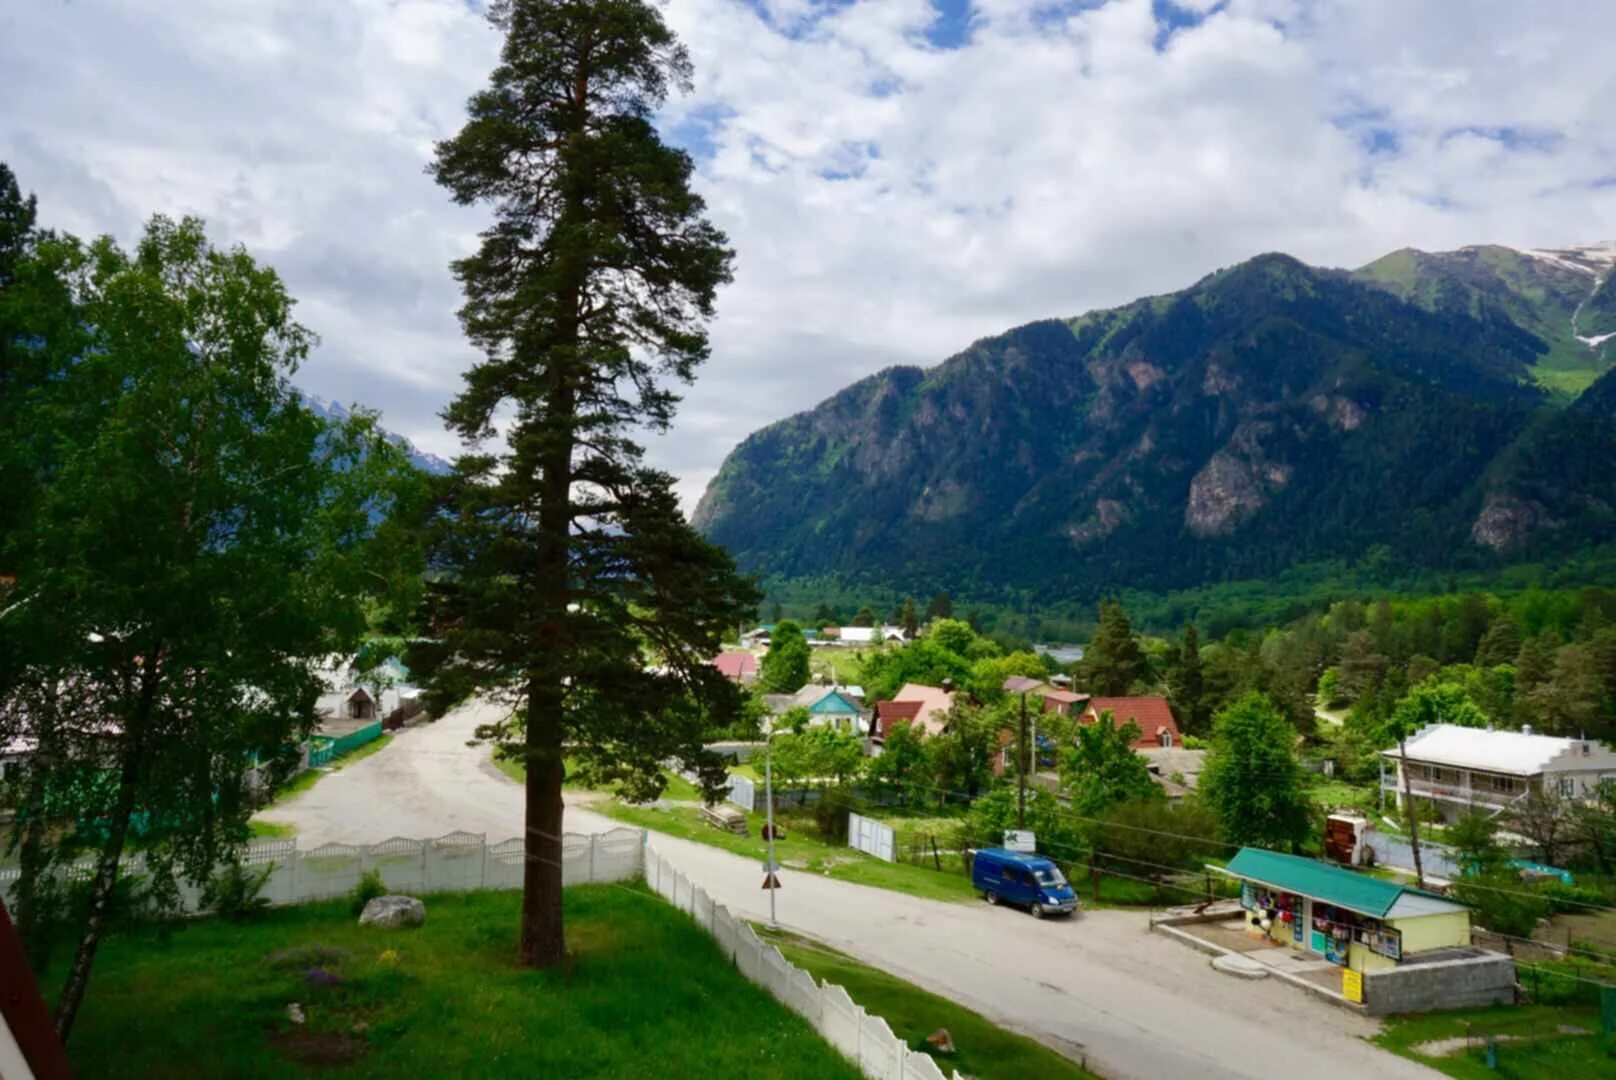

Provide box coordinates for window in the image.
[1554,775,1575,797]
[1159,728,1173,748]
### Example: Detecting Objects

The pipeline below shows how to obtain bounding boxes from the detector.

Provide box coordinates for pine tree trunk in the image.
[1399,738,1425,890]
[519,678,567,968]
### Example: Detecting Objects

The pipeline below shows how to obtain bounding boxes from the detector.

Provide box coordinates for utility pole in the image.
[1017,688,1028,831]
[765,730,778,929]
[1002,675,1044,835]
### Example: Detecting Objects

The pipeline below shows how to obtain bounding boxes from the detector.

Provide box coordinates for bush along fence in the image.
[0,827,647,915]
[644,845,968,1080]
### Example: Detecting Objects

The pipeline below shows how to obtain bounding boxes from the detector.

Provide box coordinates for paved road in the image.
[260,703,1437,1080]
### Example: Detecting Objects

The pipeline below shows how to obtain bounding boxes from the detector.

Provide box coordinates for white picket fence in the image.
[848,812,896,862]
[644,846,966,1080]
[0,827,646,913]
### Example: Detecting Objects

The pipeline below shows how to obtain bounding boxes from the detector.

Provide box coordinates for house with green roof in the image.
[1215,847,1472,976]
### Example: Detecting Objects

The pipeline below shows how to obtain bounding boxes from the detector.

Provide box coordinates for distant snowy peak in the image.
[1520,242,1616,277]
[301,394,453,476]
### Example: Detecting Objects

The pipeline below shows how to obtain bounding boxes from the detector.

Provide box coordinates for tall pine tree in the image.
[1081,600,1145,696]
[416,0,756,968]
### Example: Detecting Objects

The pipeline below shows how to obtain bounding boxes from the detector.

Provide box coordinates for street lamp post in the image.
[765,729,778,929]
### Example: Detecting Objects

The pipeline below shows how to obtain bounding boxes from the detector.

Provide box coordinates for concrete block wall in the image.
[1363,952,1515,1016]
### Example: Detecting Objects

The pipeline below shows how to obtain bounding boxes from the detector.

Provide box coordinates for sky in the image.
[4,0,1615,511]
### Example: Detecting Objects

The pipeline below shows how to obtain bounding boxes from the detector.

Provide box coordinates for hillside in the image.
[693,245,1616,606]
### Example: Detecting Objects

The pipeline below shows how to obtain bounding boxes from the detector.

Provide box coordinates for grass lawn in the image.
[757,926,1099,1080]
[810,647,879,687]
[63,884,860,1079]
[1305,775,1375,813]
[598,801,979,904]
[1374,1004,1614,1079]
[250,820,297,840]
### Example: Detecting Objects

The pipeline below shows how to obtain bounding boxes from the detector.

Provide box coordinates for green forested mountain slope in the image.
[693,247,1616,606]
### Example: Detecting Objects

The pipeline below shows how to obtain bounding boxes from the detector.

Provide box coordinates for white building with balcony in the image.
[1381,724,1616,823]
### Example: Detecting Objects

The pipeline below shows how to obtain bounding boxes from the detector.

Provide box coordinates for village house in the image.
[1380,723,1616,824]
[711,650,759,685]
[313,658,420,736]
[872,681,957,740]
[764,683,869,735]
[1078,695,1181,748]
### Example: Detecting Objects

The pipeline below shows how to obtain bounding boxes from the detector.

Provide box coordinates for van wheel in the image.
[985,891,999,906]
[1031,904,1046,919]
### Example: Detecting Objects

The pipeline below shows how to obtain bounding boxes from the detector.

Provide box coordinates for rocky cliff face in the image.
[695,247,1616,601]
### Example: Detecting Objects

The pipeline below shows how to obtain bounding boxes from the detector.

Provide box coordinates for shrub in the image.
[350,869,387,915]
[812,786,860,843]
[1181,735,1206,750]
[203,861,274,923]
[1539,879,1611,915]
[1453,871,1550,938]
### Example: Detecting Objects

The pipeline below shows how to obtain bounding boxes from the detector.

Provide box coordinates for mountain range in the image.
[303,395,453,477]
[692,243,1616,605]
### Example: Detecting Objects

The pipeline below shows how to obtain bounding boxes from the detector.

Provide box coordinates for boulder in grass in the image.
[358,895,425,929]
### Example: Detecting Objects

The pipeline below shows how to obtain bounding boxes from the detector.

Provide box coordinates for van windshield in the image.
[1034,867,1067,888]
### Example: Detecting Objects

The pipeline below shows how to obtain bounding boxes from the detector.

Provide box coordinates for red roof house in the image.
[1080,696,1181,749]
[712,651,759,684]
[872,699,923,741]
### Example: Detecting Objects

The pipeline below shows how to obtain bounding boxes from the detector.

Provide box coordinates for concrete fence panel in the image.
[0,829,645,915]
[820,983,864,1063]
[848,812,896,863]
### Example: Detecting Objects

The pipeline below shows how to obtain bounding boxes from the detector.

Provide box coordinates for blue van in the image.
[971,848,1077,918]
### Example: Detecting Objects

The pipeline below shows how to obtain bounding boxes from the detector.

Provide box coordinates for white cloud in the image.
[4,0,1614,511]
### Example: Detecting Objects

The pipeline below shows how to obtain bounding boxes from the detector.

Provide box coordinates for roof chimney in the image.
[1521,723,1534,736]
[941,678,955,694]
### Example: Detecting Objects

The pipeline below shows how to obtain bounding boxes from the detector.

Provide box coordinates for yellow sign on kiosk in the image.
[1342,968,1364,1004]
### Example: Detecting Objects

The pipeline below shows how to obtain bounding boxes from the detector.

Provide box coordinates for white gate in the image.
[848,812,895,862]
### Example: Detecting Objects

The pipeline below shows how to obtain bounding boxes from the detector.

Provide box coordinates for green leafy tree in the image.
[929,618,980,658]
[1060,714,1160,817]
[1384,680,1487,887]
[413,0,756,969]
[861,637,972,702]
[967,651,1047,701]
[852,605,876,628]
[1200,693,1310,849]
[1571,779,1616,874]
[812,602,838,628]
[769,600,783,624]
[760,620,811,693]
[926,591,953,621]
[866,720,931,804]
[1096,797,1221,877]
[1079,600,1145,696]
[1447,811,1506,876]
[0,214,416,1039]
[926,701,998,799]
[1336,630,1386,703]
[769,725,863,800]
[965,785,1084,862]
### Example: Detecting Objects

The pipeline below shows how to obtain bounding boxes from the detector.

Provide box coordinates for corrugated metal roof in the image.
[1382,723,1615,776]
[1219,848,1456,919]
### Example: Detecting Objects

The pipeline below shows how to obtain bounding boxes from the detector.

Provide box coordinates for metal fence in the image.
[308,721,385,768]
[0,827,647,914]
[644,846,968,1080]
[848,812,896,863]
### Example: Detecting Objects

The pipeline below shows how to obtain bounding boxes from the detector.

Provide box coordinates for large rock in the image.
[358,895,425,929]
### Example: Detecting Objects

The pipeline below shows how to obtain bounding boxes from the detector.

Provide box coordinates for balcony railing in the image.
[1381,776,1523,807]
